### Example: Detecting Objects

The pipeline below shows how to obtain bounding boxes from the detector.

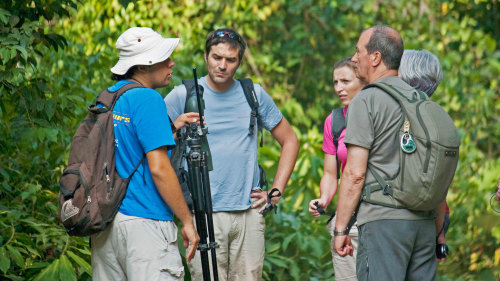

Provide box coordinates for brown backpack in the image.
[59,82,143,236]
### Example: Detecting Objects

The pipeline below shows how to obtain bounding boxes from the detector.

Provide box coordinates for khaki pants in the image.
[91,212,184,281]
[189,206,266,281]
[327,216,359,281]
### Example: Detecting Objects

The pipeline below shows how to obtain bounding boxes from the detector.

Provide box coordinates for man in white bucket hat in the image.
[91,27,199,281]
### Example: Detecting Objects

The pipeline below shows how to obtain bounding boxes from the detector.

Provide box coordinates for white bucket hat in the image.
[111,27,180,75]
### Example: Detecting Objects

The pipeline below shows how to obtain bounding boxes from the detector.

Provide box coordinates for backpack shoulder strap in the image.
[239,78,267,189]
[330,107,345,149]
[239,78,259,110]
[330,107,345,179]
[363,81,412,129]
[364,81,427,103]
[91,82,142,113]
[238,78,264,146]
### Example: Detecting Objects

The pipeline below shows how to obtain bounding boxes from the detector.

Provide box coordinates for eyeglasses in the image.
[209,31,242,43]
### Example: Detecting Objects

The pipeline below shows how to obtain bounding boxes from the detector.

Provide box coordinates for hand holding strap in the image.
[314,201,335,224]
[260,188,281,216]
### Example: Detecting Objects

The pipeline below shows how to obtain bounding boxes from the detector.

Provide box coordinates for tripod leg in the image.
[201,152,219,281]
[188,151,211,281]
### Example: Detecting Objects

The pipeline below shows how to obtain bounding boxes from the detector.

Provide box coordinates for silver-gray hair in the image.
[399,49,443,97]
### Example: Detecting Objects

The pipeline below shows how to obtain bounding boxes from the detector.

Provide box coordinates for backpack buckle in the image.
[382,184,392,195]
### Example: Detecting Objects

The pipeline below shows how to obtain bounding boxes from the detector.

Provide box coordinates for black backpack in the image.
[59,83,144,236]
[170,78,266,210]
[330,107,346,179]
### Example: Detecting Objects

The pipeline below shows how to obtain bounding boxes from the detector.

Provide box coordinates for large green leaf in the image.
[6,245,24,269]
[59,255,77,281]
[67,250,92,276]
[0,247,10,274]
[32,259,60,281]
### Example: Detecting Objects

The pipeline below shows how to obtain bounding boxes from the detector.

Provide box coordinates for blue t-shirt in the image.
[110,80,176,221]
[164,77,283,211]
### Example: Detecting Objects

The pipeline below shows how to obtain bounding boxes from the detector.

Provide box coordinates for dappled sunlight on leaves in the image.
[1,0,499,280]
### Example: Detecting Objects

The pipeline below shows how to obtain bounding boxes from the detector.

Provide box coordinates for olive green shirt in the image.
[344,76,435,225]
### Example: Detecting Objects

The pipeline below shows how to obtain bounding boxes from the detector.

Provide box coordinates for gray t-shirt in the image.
[164,76,283,211]
[344,76,435,225]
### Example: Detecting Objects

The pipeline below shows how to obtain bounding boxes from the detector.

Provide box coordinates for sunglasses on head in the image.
[210,31,242,42]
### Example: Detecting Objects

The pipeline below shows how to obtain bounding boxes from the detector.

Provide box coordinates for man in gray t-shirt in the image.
[165,28,299,281]
[333,26,440,281]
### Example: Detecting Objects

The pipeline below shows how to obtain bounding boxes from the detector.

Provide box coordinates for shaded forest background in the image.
[1,0,499,280]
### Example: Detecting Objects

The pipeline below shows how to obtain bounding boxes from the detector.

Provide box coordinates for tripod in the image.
[185,121,219,281]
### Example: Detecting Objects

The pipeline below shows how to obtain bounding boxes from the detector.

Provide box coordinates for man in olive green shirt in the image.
[334,25,438,281]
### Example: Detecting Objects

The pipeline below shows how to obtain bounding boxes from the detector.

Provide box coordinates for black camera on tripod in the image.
[175,68,219,281]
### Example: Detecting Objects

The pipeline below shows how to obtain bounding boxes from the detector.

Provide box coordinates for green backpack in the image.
[361,81,460,211]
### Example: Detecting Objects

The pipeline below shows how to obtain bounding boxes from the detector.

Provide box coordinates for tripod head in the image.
[182,68,213,170]
[185,82,205,116]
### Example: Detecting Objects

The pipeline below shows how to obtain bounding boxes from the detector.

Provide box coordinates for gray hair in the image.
[399,49,443,97]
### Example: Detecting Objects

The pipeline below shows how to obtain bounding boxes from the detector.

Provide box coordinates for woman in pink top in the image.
[309,57,366,281]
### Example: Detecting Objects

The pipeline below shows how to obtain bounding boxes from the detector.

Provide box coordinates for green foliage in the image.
[0,0,92,280]
[1,0,499,280]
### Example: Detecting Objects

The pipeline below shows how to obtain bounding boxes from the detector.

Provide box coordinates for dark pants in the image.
[356,219,437,281]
